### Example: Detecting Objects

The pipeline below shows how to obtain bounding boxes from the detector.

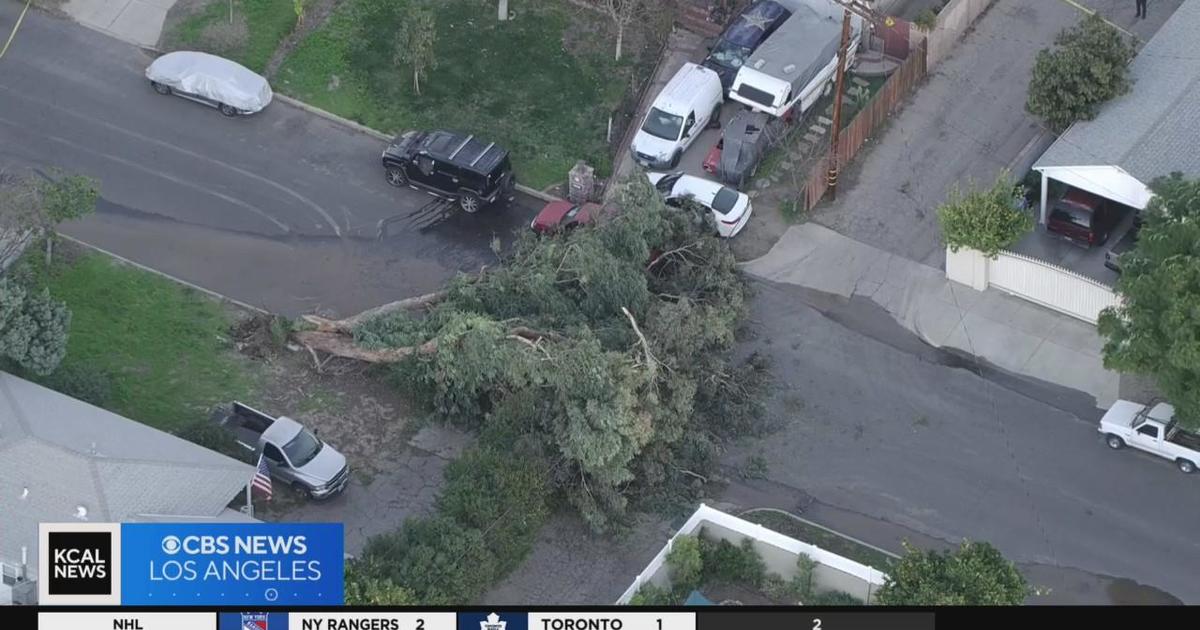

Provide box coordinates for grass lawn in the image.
[23,247,257,432]
[277,0,647,189]
[742,509,897,572]
[164,0,296,73]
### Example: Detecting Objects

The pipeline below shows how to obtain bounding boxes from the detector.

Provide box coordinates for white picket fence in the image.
[945,247,1119,324]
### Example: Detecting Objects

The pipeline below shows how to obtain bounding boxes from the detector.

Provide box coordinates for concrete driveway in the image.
[0,4,544,317]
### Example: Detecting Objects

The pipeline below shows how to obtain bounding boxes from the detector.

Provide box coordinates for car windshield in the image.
[1050,202,1092,228]
[283,430,322,467]
[711,187,740,215]
[642,108,684,141]
[707,41,752,69]
[655,174,682,195]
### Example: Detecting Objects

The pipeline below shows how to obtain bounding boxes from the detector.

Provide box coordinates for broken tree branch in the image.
[302,290,447,334]
[622,306,665,372]
[292,330,438,363]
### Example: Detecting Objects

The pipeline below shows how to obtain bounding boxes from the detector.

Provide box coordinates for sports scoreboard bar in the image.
[25,609,938,630]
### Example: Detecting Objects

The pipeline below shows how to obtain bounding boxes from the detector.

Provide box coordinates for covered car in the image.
[146,51,273,116]
[717,109,785,189]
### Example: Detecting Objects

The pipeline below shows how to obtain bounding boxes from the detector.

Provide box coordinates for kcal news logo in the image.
[39,523,122,605]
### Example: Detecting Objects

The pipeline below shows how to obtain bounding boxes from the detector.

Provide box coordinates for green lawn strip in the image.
[277,0,633,189]
[167,0,296,74]
[742,510,896,572]
[37,252,257,432]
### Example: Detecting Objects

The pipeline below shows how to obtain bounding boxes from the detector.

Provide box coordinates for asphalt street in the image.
[0,4,543,317]
[727,281,1200,604]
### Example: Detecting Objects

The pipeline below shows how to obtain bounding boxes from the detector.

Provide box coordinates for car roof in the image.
[1060,188,1104,209]
[669,174,736,204]
[655,63,719,115]
[419,130,509,174]
[719,1,792,47]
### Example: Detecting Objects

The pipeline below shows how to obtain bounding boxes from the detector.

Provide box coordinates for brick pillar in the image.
[568,161,595,204]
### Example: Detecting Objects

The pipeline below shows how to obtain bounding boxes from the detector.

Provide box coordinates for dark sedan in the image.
[702,0,793,92]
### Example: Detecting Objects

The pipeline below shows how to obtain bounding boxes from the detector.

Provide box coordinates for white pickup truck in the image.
[1100,399,1200,474]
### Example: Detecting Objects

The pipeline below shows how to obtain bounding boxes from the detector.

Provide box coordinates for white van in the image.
[631,62,724,169]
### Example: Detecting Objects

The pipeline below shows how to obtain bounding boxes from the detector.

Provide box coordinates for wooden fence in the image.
[803,40,928,211]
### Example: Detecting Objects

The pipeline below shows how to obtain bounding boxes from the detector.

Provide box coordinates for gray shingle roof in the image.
[1034,0,1200,183]
[0,372,253,581]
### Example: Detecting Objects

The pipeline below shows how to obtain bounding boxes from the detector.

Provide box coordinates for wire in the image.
[0,0,32,61]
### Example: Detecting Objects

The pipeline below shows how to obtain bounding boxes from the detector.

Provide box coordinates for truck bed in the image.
[217,402,275,448]
[1169,427,1200,452]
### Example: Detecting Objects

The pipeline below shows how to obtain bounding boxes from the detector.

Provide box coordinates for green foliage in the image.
[739,453,770,480]
[628,583,677,605]
[392,4,438,95]
[358,516,496,605]
[176,419,252,464]
[39,174,98,226]
[877,540,1028,605]
[913,8,938,32]
[40,363,112,407]
[1099,174,1200,429]
[666,535,704,593]
[699,534,767,588]
[793,553,817,600]
[0,278,71,376]
[344,560,416,605]
[806,590,864,606]
[1026,14,1135,133]
[937,174,1032,258]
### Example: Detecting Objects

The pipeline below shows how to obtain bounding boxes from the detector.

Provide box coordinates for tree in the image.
[0,278,71,376]
[293,0,308,29]
[937,174,1031,258]
[393,6,438,96]
[0,169,98,267]
[877,540,1028,605]
[344,561,416,605]
[37,173,99,266]
[1026,13,1135,133]
[1099,174,1200,429]
[601,0,641,62]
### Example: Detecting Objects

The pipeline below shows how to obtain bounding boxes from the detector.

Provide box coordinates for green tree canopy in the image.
[1026,13,1135,133]
[1099,174,1200,429]
[393,6,438,95]
[0,277,71,376]
[877,541,1028,605]
[937,174,1031,258]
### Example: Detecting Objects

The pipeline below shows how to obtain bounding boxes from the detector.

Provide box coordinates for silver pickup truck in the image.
[216,402,350,498]
[1100,399,1200,474]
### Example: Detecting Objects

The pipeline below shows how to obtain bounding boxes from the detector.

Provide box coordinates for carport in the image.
[1032,0,1200,223]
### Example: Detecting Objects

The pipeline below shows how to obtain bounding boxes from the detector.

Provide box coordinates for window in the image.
[711,187,741,215]
[683,113,697,137]
[283,430,323,468]
[1137,424,1159,439]
[416,155,436,177]
[1050,201,1093,228]
[641,107,684,141]
[708,40,752,69]
[263,443,285,464]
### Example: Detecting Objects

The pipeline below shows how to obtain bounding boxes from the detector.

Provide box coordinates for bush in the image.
[913,8,938,32]
[359,516,496,605]
[1026,14,1134,132]
[628,583,677,606]
[40,363,111,407]
[878,540,1028,605]
[175,419,251,463]
[700,533,766,587]
[937,175,1032,258]
[806,590,864,606]
[666,535,703,593]
[344,560,417,605]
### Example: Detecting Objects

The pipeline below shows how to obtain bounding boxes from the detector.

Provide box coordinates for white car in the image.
[646,172,752,238]
[146,51,273,116]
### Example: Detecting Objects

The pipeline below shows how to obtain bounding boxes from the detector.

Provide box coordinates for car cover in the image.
[145,51,273,113]
[718,110,787,188]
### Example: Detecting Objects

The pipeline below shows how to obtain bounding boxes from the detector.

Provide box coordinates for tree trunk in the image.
[498,0,508,20]
[301,289,447,334]
[414,68,421,96]
[293,330,438,363]
[614,24,624,61]
[44,235,52,267]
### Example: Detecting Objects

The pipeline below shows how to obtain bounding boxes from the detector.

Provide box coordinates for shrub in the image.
[1026,14,1134,132]
[41,363,111,407]
[628,583,677,605]
[175,419,251,463]
[807,590,864,606]
[878,540,1028,605]
[700,533,766,587]
[937,174,1031,258]
[666,535,703,593]
[913,8,938,32]
[359,516,496,605]
[344,560,416,605]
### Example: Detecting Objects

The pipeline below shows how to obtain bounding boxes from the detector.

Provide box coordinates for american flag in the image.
[251,453,273,500]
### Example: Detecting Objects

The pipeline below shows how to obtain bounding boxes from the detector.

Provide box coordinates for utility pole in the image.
[826,10,852,201]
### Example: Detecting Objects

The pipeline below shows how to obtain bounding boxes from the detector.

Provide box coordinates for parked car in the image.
[631,62,724,169]
[531,201,603,233]
[382,130,516,213]
[214,402,350,499]
[1047,189,1121,247]
[1104,224,1139,273]
[146,51,272,116]
[702,0,794,92]
[1100,399,1200,474]
[646,172,752,238]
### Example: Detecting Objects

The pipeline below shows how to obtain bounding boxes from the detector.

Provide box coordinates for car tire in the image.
[292,482,313,499]
[151,81,171,95]
[1179,459,1197,474]
[1105,434,1124,450]
[385,166,409,187]
[707,104,721,129]
[668,150,682,169]
[459,192,482,214]
[219,103,238,117]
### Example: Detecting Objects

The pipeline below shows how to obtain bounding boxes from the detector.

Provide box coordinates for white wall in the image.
[1037,165,1154,213]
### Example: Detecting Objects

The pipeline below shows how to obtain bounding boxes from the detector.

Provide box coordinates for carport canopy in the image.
[1033,166,1153,224]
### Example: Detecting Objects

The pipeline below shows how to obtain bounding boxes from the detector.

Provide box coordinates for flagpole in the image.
[246,453,258,518]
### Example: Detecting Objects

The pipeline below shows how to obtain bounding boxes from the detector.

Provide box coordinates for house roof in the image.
[0,372,254,580]
[1034,0,1200,183]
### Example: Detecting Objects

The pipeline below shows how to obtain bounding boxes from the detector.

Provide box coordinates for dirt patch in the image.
[198,12,250,55]
[157,0,218,50]
[262,0,341,78]
[226,311,417,479]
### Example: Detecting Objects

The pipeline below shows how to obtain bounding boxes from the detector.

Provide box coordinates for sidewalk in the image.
[60,0,177,47]
[743,223,1120,408]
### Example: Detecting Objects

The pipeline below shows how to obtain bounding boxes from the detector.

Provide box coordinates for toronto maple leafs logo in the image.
[481,613,507,630]
[241,613,269,630]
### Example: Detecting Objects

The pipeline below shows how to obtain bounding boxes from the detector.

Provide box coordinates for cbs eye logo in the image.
[161,535,182,555]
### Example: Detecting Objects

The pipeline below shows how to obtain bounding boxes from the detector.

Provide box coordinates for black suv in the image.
[382,130,515,213]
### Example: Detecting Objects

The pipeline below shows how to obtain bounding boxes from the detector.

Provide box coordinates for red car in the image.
[530,201,603,233]
[703,137,723,175]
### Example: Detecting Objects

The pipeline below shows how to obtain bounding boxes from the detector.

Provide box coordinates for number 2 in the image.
[812,620,821,630]
[417,620,425,630]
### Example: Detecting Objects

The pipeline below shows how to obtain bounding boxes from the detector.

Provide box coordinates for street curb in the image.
[57,233,271,316]
[272,94,562,204]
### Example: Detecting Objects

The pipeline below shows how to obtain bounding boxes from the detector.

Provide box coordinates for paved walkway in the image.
[744,223,1120,408]
[61,0,177,47]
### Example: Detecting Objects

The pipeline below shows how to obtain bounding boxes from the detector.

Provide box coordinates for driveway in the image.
[810,0,1183,268]
[0,4,543,317]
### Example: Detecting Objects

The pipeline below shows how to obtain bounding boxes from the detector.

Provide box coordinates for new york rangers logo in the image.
[242,613,270,630]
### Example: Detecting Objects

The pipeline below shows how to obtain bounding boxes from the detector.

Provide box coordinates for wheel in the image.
[151,81,171,95]
[706,104,721,129]
[458,192,482,214]
[668,150,682,169]
[385,166,409,187]
[219,103,238,117]
[291,482,313,499]
[1105,434,1124,449]
[1179,459,1197,474]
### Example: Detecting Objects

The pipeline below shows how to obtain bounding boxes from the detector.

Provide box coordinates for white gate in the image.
[987,250,1118,324]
